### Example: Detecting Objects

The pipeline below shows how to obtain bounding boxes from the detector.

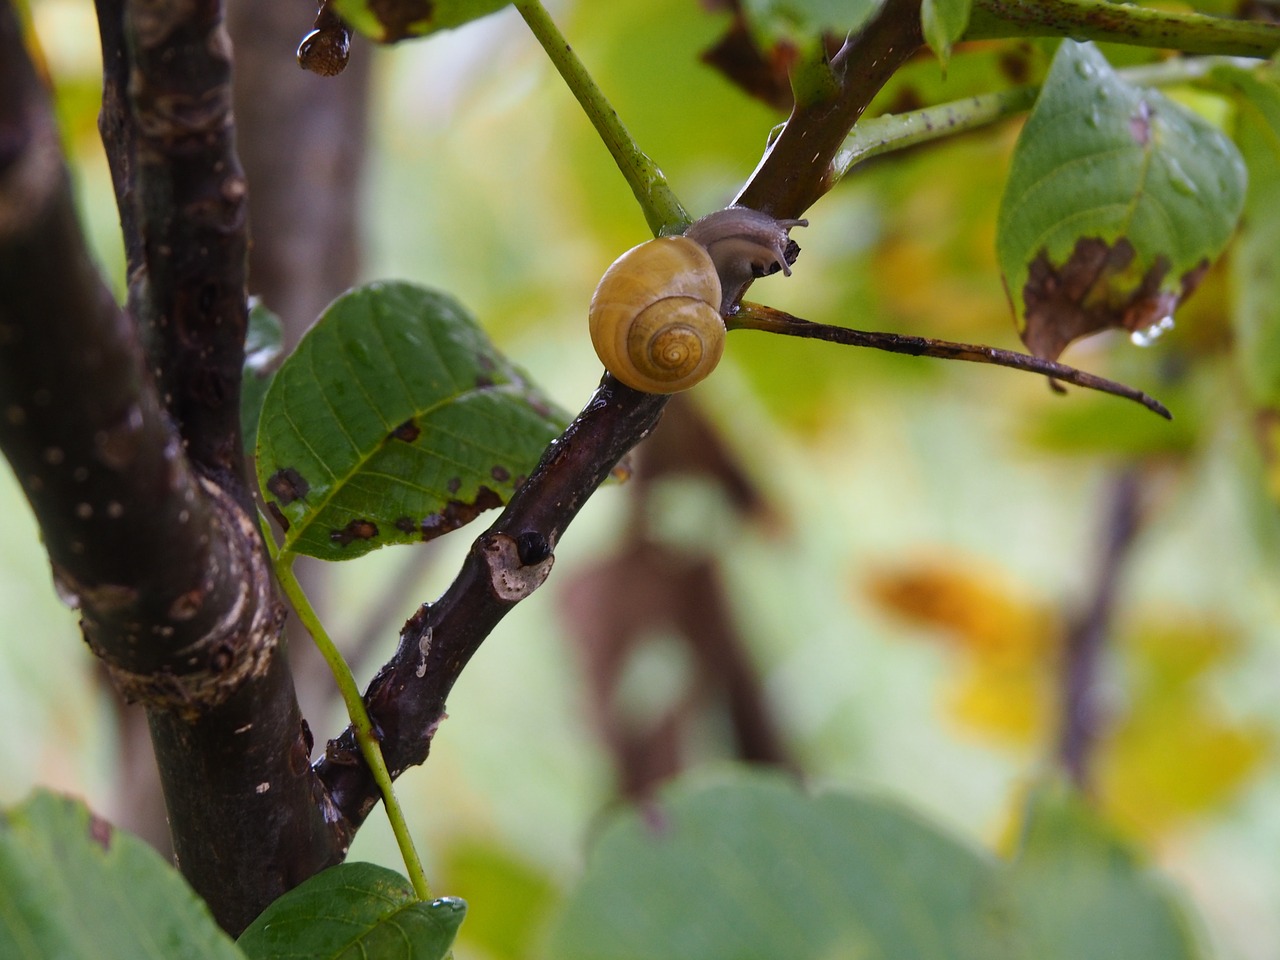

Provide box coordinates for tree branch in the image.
[734,0,925,222]
[730,302,1171,418]
[316,380,669,827]
[99,0,253,490]
[314,0,926,835]
[5,1,349,933]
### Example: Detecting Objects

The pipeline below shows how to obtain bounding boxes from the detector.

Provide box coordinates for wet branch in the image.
[731,302,1172,419]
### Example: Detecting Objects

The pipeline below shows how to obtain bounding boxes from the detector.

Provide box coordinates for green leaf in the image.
[0,791,245,960]
[1217,66,1280,406]
[550,770,1210,960]
[241,299,285,455]
[740,0,886,50]
[988,782,1204,959]
[997,41,1245,361]
[547,771,995,960]
[921,0,973,67]
[332,0,509,43]
[256,281,567,562]
[238,862,465,960]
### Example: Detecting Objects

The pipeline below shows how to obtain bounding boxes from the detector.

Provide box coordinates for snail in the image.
[589,207,807,393]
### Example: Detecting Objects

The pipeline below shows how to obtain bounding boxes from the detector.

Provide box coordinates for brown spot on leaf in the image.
[88,814,112,851]
[1130,100,1152,145]
[418,486,504,542]
[266,501,290,532]
[330,518,379,546]
[491,465,511,483]
[267,467,308,505]
[446,476,461,494]
[395,516,417,533]
[1019,237,1204,362]
[391,419,421,443]
[367,0,434,41]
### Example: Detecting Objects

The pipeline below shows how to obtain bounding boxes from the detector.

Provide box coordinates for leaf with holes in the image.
[238,862,465,960]
[333,0,509,43]
[0,791,245,960]
[997,41,1245,362]
[256,281,568,562]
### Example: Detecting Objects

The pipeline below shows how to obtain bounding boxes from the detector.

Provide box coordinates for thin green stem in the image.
[966,0,1280,58]
[262,524,432,901]
[836,86,1038,173]
[512,0,689,236]
[832,55,1263,184]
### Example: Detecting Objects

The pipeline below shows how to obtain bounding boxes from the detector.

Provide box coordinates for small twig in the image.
[513,0,689,236]
[966,0,1280,58]
[832,55,1261,182]
[730,302,1172,418]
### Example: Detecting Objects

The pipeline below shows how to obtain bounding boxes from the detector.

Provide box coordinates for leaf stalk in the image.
[512,0,689,236]
[265,526,433,902]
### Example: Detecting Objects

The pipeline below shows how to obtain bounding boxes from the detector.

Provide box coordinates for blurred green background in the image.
[5,1,1280,958]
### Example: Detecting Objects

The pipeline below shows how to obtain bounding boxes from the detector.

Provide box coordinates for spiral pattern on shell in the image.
[589,237,725,394]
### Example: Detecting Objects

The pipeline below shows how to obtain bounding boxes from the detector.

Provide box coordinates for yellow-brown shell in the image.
[588,237,725,394]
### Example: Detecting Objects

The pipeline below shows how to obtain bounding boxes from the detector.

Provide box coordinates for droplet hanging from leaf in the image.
[996,41,1245,362]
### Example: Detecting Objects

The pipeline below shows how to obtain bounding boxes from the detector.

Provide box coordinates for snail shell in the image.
[589,236,724,394]
[589,208,806,393]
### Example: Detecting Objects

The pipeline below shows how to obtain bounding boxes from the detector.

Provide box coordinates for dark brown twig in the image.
[1057,468,1146,788]
[731,302,1172,419]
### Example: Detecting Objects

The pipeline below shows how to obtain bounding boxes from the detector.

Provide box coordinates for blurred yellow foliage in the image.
[864,555,1269,837]
[866,557,1056,744]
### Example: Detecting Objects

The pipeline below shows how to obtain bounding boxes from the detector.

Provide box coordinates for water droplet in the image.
[1130,314,1175,347]
[1075,60,1096,79]
[1087,105,1102,128]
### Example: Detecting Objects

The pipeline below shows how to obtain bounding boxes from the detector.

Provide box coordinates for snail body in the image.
[589,207,806,394]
